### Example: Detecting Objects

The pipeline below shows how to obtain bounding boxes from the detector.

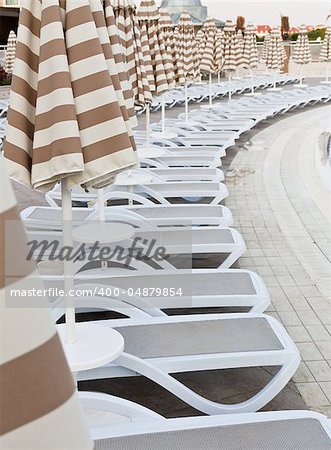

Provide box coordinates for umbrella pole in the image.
[273,71,276,90]
[97,189,105,222]
[185,80,189,122]
[146,103,150,147]
[326,62,329,83]
[161,94,166,135]
[229,73,232,101]
[61,178,76,344]
[209,73,212,107]
[299,64,303,86]
[217,72,220,84]
[250,67,254,94]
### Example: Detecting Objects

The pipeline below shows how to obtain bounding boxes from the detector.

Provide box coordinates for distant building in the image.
[160,0,224,27]
[0,0,19,44]
[256,25,271,37]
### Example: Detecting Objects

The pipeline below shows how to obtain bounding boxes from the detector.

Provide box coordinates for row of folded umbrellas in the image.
[5,0,331,89]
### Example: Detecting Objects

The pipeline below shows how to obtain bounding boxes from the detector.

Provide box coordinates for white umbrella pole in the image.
[146,103,150,147]
[209,73,212,107]
[217,72,221,84]
[97,189,105,222]
[273,71,277,90]
[185,80,189,122]
[229,73,232,101]
[161,94,166,135]
[250,67,254,94]
[61,178,76,344]
[326,62,329,83]
[299,64,303,86]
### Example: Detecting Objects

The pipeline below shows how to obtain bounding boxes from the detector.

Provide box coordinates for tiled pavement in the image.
[226,104,331,416]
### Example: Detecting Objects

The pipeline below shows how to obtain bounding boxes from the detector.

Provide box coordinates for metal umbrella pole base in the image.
[267,71,282,91]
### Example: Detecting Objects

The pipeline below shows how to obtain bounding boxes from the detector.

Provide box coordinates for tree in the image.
[236,16,245,31]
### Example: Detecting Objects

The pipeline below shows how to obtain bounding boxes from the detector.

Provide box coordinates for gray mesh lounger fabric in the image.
[96,272,257,296]
[95,418,331,450]
[114,318,283,359]
[29,208,91,221]
[132,206,224,219]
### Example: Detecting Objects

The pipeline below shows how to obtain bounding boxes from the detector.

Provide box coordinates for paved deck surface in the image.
[227,104,331,417]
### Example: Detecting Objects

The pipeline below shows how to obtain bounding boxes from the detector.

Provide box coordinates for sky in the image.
[155,1,331,27]
[200,1,330,26]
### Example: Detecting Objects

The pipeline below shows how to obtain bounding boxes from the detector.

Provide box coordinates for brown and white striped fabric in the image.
[159,8,185,85]
[5,30,17,74]
[292,25,312,65]
[242,23,259,69]
[98,0,137,129]
[235,29,245,67]
[199,17,218,74]
[223,20,238,72]
[266,26,284,70]
[261,32,270,60]
[194,28,204,77]
[4,0,138,192]
[320,27,331,61]
[137,0,175,94]
[111,0,152,106]
[0,158,93,449]
[176,12,197,80]
[215,29,224,74]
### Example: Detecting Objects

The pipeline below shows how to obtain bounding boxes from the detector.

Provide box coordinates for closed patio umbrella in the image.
[215,28,224,83]
[242,23,259,95]
[320,26,331,83]
[0,158,92,449]
[4,0,138,342]
[137,0,175,141]
[261,32,270,61]
[176,12,198,121]
[199,17,218,107]
[158,7,184,133]
[194,28,205,82]
[234,29,244,79]
[292,25,311,87]
[110,0,152,107]
[223,19,238,100]
[159,8,185,86]
[4,30,16,74]
[266,26,284,90]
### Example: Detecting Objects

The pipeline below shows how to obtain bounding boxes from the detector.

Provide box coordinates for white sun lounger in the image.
[78,393,331,448]
[73,313,300,415]
[46,268,270,317]
[27,224,246,270]
[22,201,234,229]
[46,180,229,206]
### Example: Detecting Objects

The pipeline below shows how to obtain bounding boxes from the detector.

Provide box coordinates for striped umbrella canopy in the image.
[97,0,137,130]
[194,28,205,79]
[223,20,239,73]
[261,32,271,60]
[5,30,17,74]
[293,25,312,65]
[110,0,152,106]
[4,0,138,193]
[0,158,92,448]
[242,23,259,69]
[159,8,185,85]
[199,17,218,74]
[320,26,331,61]
[215,28,224,75]
[176,12,197,80]
[266,26,284,70]
[137,0,175,94]
[235,29,245,68]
